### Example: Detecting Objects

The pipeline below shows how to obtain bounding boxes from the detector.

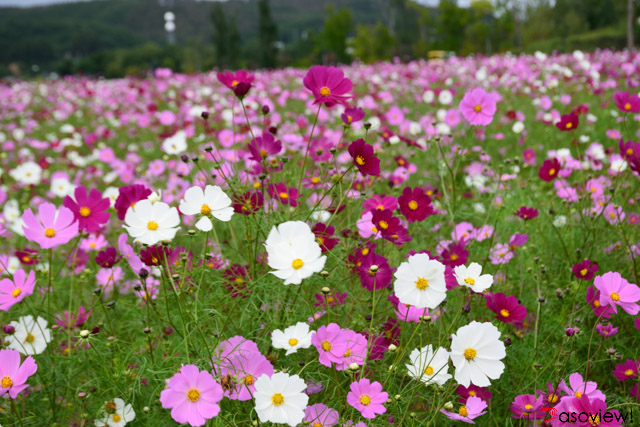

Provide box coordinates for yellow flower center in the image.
[112,414,121,423]
[415,277,428,290]
[292,259,304,270]
[244,375,254,385]
[288,338,298,347]
[200,204,211,215]
[450,254,458,261]
[590,415,601,425]
[580,268,588,276]
[459,406,468,417]
[79,207,91,217]
[408,200,418,210]
[500,309,510,317]
[548,393,558,403]
[22,256,31,262]
[272,393,284,406]
[593,300,600,308]
[321,340,331,351]
[1,376,12,388]
[627,148,633,155]
[279,192,289,199]
[464,277,475,285]
[12,288,21,298]
[611,292,620,301]
[566,122,572,129]
[469,391,476,396]
[313,423,323,427]
[320,86,331,97]
[25,333,35,343]
[311,177,320,184]
[575,392,583,398]
[360,394,371,406]
[260,149,268,158]
[625,103,631,110]
[147,221,159,230]
[424,366,434,376]
[549,168,556,176]
[525,404,533,410]
[378,220,388,230]
[44,228,56,238]
[464,348,477,360]
[625,369,634,376]
[355,155,365,166]
[231,80,239,87]
[474,105,482,112]
[187,389,200,402]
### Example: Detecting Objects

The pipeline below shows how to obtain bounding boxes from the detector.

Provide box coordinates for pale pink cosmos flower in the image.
[0,269,36,312]
[312,323,348,368]
[558,372,606,402]
[0,348,37,398]
[459,88,497,126]
[118,233,143,273]
[594,271,640,315]
[490,244,513,265]
[346,378,388,419]
[22,202,78,249]
[440,396,488,424]
[304,403,339,426]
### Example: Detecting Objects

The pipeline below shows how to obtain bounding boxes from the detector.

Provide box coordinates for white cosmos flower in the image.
[265,221,326,285]
[406,345,451,386]
[254,372,309,427]
[161,130,187,155]
[9,162,42,185]
[393,253,446,309]
[271,322,313,355]
[179,185,233,232]
[450,321,506,387]
[123,199,180,246]
[95,398,136,427]
[50,176,75,198]
[453,263,493,293]
[6,315,52,355]
[422,90,434,103]
[438,90,453,105]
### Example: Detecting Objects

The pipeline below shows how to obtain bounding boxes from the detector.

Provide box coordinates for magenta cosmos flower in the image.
[614,91,640,114]
[459,88,497,126]
[594,271,640,315]
[22,202,79,249]
[0,348,37,398]
[538,158,561,182]
[348,139,380,176]
[485,292,527,324]
[114,184,152,220]
[303,65,353,107]
[0,269,36,312]
[572,259,598,281]
[216,69,254,90]
[613,359,639,382]
[63,186,110,233]
[347,378,388,419]
[341,107,365,126]
[398,186,434,223]
[160,364,223,427]
[248,132,282,163]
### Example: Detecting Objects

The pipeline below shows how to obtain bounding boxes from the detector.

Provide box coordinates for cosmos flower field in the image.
[0,49,640,426]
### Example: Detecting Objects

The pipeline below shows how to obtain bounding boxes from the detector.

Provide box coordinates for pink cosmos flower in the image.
[489,243,513,265]
[363,195,398,213]
[335,330,367,371]
[596,323,618,337]
[612,359,639,382]
[509,394,542,419]
[219,351,273,401]
[440,396,487,424]
[248,132,282,163]
[594,271,640,315]
[312,323,348,368]
[459,88,497,126]
[63,186,110,233]
[303,65,353,107]
[586,285,615,318]
[159,364,223,427]
[304,403,339,427]
[216,70,255,90]
[558,372,605,402]
[341,107,365,126]
[0,348,37,398]
[117,233,143,273]
[22,202,79,249]
[346,378,388,419]
[0,269,36,312]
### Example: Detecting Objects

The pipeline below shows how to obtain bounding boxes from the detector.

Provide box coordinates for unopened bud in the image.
[79,330,90,339]
[444,402,454,411]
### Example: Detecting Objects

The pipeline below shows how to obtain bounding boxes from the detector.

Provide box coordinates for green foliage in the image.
[319,6,353,64]
[351,23,396,64]
[258,0,278,69]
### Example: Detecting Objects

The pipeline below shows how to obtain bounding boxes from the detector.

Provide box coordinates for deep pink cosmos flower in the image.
[370,209,402,239]
[303,65,353,107]
[515,206,538,220]
[440,396,487,424]
[347,378,388,419]
[613,359,639,382]
[55,306,90,329]
[314,291,347,308]
[586,285,615,319]
[312,223,339,252]
[0,269,36,312]
[15,248,38,266]
[341,107,365,126]
[556,112,579,131]
[614,91,640,113]
[486,292,527,324]
[114,184,152,220]
[232,191,264,215]
[216,70,255,90]
[304,403,339,427]
[222,264,252,298]
[63,186,110,233]
[363,195,397,213]
[160,365,223,426]
[358,252,392,291]
[248,133,282,163]
[619,139,640,161]
[558,395,621,427]
[440,240,468,268]
[140,245,175,267]
[312,323,348,368]
[0,348,37,398]
[509,394,542,419]
[267,182,299,207]
[95,247,122,268]
[459,88,497,126]
[22,203,79,249]
[398,186,434,223]
[522,148,537,166]
[596,323,618,337]
[456,385,492,404]
[538,158,561,182]
[594,271,640,315]
[508,233,529,251]
[348,139,380,176]
[573,259,599,281]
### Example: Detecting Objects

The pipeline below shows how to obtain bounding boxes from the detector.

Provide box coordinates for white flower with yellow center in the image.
[9,162,42,185]
[393,253,446,309]
[6,315,51,355]
[254,372,308,426]
[450,321,506,387]
[95,398,136,427]
[406,344,451,386]
[265,221,326,285]
[123,199,180,246]
[271,322,313,355]
[453,263,493,293]
[161,130,187,155]
[179,185,234,232]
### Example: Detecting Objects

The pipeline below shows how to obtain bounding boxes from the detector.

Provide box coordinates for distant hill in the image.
[0,0,402,70]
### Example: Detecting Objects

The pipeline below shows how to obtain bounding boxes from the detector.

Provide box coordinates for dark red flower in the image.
[572,259,598,281]
[371,209,404,242]
[555,112,579,131]
[140,245,175,267]
[311,223,339,253]
[15,248,38,265]
[538,158,561,182]
[619,139,640,161]
[95,247,122,268]
[232,82,252,99]
[486,292,527,324]
[114,184,152,220]
[232,191,264,215]
[267,182,298,207]
[439,240,468,268]
[348,139,380,176]
[456,385,492,404]
[358,252,392,291]
[347,243,377,273]
[314,292,347,308]
[397,186,434,223]
[222,264,252,298]
[515,206,538,220]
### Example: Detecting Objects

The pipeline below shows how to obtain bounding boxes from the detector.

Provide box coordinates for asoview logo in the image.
[538,407,634,425]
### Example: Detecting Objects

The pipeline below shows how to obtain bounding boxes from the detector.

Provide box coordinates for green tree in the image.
[435,0,471,52]
[211,3,240,68]
[258,0,278,69]
[351,23,395,63]
[319,6,353,64]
